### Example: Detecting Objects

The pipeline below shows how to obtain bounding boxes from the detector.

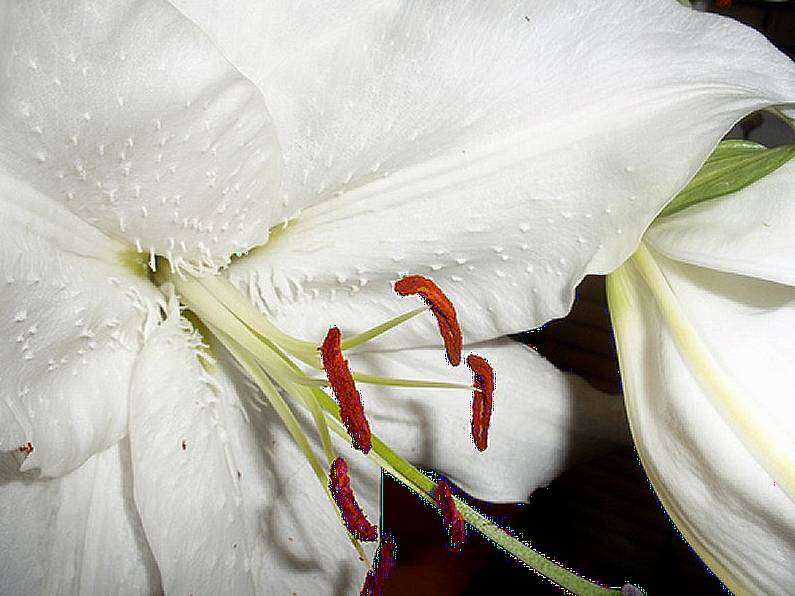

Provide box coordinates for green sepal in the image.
[660,140,795,218]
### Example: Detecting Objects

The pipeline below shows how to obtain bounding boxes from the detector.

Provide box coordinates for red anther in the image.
[467,354,495,452]
[321,327,372,453]
[17,441,33,455]
[329,457,378,542]
[715,0,731,8]
[394,275,462,366]
[360,534,397,596]
[433,480,466,550]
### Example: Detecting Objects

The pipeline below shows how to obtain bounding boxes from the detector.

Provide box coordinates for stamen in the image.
[329,457,378,542]
[394,275,462,366]
[360,534,397,596]
[433,480,466,550]
[17,441,33,455]
[467,354,495,452]
[321,327,372,453]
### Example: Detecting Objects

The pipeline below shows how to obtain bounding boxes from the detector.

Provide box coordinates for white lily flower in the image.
[608,157,795,595]
[1,1,794,594]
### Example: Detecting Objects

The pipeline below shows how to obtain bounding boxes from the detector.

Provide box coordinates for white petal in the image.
[0,0,280,269]
[187,0,795,346]
[0,442,160,596]
[607,250,795,594]
[129,307,377,595]
[647,159,795,287]
[347,338,630,502]
[0,175,162,477]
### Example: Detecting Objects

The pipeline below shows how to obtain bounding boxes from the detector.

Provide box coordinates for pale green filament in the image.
[341,306,427,350]
[165,268,624,595]
[287,372,470,391]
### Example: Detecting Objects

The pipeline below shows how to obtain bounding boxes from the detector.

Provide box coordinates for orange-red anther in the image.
[467,354,495,452]
[321,327,372,453]
[433,480,466,550]
[17,441,33,455]
[360,534,397,596]
[394,275,462,366]
[329,457,378,542]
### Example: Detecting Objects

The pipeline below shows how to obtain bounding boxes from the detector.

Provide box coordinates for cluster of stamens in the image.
[168,266,495,595]
[316,274,494,590]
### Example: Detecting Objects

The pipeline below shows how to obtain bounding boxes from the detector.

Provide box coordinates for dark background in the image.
[381,2,795,594]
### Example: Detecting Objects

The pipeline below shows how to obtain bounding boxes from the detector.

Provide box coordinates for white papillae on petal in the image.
[0,0,281,270]
[647,159,795,287]
[347,339,630,502]
[174,0,795,346]
[0,443,161,596]
[129,308,378,595]
[608,251,795,595]
[129,306,257,596]
[0,175,162,477]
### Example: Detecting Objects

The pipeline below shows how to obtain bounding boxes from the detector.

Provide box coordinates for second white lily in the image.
[608,155,795,595]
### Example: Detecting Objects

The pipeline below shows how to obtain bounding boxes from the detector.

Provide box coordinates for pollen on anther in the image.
[467,354,495,452]
[321,327,372,453]
[360,534,397,596]
[433,480,466,550]
[394,275,462,366]
[329,457,378,542]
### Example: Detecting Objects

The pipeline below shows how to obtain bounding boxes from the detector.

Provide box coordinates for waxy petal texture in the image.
[0,175,161,477]
[608,248,795,595]
[0,443,160,596]
[0,0,281,270]
[204,0,795,347]
[129,309,257,596]
[129,309,379,595]
[346,338,630,502]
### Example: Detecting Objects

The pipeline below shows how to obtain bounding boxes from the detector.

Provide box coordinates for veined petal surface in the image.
[0,442,160,596]
[0,175,162,477]
[129,308,378,595]
[177,0,795,346]
[0,0,281,269]
[647,159,795,286]
[347,338,630,503]
[608,250,795,595]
